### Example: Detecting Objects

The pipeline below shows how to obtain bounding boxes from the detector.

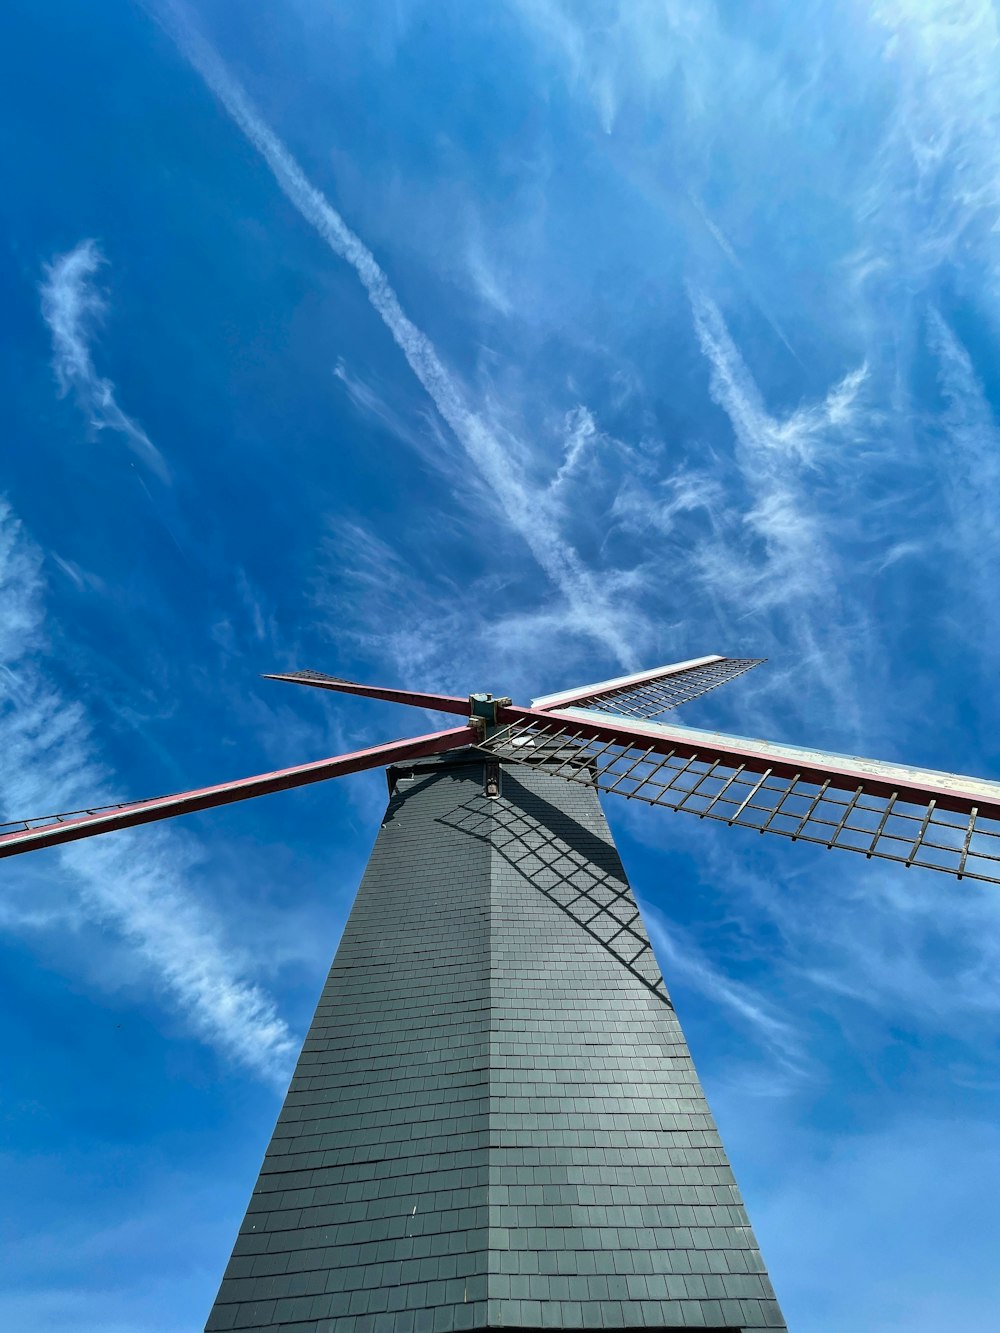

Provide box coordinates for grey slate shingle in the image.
[205,750,786,1333]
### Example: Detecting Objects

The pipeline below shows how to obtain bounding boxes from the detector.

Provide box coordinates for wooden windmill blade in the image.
[0,723,474,859]
[530,654,766,720]
[261,669,474,715]
[0,673,502,861]
[485,700,1000,886]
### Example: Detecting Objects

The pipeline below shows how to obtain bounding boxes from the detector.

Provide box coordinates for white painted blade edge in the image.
[531,656,724,712]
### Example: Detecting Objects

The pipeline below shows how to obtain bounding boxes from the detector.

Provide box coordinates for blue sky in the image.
[2,1,1000,1328]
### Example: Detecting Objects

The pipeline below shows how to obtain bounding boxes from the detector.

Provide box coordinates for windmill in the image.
[4,654,999,1333]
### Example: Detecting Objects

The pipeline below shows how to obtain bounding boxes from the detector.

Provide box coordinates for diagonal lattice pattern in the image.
[485,718,1000,887]
[438,795,668,999]
[566,658,764,721]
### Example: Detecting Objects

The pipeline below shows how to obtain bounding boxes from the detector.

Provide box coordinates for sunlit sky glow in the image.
[3,3,1000,1329]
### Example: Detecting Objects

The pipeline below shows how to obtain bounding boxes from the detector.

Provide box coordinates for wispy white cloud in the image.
[512,0,702,135]
[50,552,108,596]
[869,0,1000,287]
[317,516,620,706]
[548,405,599,498]
[688,192,804,369]
[688,289,873,733]
[642,903,807,1078]
[523,0,1000,299]
[333,359,433,461]
[318,519,470,689]
[611,463,725,541]
[154,1,643,668]
[332,358,485,517]
[925,307,1000,629]
[464,230,513,316]
[39,240,169,481]
[796,860,1000,1037]
[870,539,926,575]
[692,291,868,472]
[0,499,294,1084]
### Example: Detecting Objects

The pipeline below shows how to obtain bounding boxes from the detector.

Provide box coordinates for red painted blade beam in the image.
[531,656,764,720]
[487,704,1000,886]
[263,670,470,717]
[0,725,473,860]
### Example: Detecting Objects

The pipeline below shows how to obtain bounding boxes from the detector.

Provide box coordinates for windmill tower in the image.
[5,655,999,1332]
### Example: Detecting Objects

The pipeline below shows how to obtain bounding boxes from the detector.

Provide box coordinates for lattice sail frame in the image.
[531,655,764,721]
[4,653,1000,889]
[482,710,1000,886]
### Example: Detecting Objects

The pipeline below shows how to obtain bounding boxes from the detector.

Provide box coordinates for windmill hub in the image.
[468,691,512,720]
[467,690,513,739]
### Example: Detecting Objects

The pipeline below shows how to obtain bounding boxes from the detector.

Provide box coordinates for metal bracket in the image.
[468,692,512,725]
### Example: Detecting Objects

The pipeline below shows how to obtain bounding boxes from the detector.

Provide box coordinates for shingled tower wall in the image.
[206,750,786,1333]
